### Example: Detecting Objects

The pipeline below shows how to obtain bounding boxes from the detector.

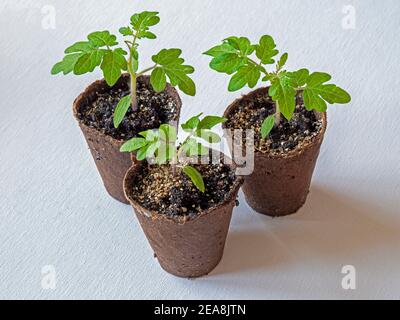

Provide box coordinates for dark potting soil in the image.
[226,92,323,155]
[129,162,237,219]
[77,81,178,140]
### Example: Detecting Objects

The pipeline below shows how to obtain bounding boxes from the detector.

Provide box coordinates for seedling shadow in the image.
[211,185,400,276]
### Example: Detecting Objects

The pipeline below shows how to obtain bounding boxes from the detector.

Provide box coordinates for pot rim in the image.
[123,152,244,225]
[222,86,327,160]
[72,73,182,145]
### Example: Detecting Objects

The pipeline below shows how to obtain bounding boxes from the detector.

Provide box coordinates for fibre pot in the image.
[123,155,243,278]
[72,74,182,204]
[223,87,327,217]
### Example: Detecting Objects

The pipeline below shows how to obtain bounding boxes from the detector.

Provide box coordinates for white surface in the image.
[1,0,400,300]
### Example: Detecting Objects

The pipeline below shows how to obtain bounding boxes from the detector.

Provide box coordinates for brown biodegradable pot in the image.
[223,87,327,217]
[123,155,243,278]
[72,74,182,204]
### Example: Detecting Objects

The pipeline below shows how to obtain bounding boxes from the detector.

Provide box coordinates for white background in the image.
[1,0,399,299]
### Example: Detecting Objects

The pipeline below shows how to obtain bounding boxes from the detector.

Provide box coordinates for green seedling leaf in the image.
[130,11,160,39]
[113,95,131,128]
[261,115,275,139]
[303,72,351,112]
[181,113,203,132]
[150,67,167,92]
[203,43,237,57]
[269,74,296,120]
[88,31,118,47]
[101,49,127,86]
[277,52,288,70]
[224,36,254,55]
[198,116,227,130]
[51,53,82,75]
[255,35,279,64]
[152,48,182,65]
[183,165,205,193]
[120,137,147,152]
[153,49,196,96]
[136,144,149,161]
[139,129,159,141]
[209,53,246,75]
[65,41,93,54]
[74,49,106,75]
[228,64,261,91]
[119,26,133,36]
[287,68,309,87]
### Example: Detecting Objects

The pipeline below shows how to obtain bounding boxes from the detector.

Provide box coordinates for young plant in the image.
[51,11,196,128]
[204,35,351,138]
[120,114,227,192]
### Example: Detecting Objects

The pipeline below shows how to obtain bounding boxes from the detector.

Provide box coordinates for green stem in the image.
[274,101,281,126]
[136,64,157,77]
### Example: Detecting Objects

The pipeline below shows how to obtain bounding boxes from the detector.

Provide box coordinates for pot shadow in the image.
[211,185,400,276]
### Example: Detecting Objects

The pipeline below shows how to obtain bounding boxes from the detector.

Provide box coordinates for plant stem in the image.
[274,101,281,126]
[130,73,138,112]
[137,64,157,77]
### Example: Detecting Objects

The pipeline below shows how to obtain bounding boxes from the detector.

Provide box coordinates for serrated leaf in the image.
[198,116,227,129]
[287,68,309,87]
[101,49,127,86]
[51,53,82,75]
[269,76,296,120]
[164,68,196,96]
[261,115,275,139]
[130,11,160,39]
[120,137,147,152]
[203,43,236,57]
[224,36,254,55]
[152,48,182,65]
[255,35,279,64]
[119,27,133,36]
[209,53,246,75]
[73,49,105,75]
[278,52,288,69]
[150,67,167,92]
[181,113,203,131]
[228,65,260,91]
[113,95,131,128]
[183,165,205,192]
[88,31,118,47]
[65,41,93,54]
[142,31,156,39]
[196,130,221,143]
[302,72,351,111]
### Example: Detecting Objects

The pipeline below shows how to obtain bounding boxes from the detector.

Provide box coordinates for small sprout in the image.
[52,11,196,129]
[261,115,275,139]
[183,165,205,193]
[120,114,226,192]
[204,35,351,137]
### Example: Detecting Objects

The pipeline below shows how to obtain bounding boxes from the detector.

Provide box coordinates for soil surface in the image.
[128,161,238,219]
[77,81,178,140]
[226,92,323,155]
